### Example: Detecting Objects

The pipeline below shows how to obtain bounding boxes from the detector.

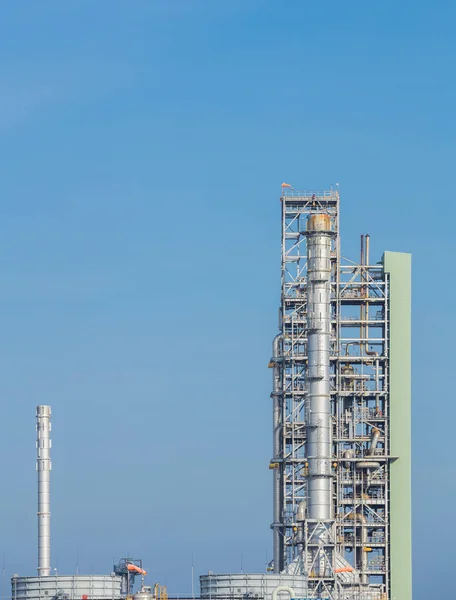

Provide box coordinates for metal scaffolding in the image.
[269,189,389,600]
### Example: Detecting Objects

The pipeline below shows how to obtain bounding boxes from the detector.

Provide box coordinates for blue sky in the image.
[0,1,454,598]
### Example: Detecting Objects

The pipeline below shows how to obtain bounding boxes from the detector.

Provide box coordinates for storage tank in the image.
[133,586,154,600]
[200,573,308,600]
[11,574,123,600]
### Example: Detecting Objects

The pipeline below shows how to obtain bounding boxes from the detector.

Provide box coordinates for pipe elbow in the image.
[271,586,295,600]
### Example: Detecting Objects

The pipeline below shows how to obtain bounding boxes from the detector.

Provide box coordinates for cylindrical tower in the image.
[305,213,333,522]
[36,405,52,577]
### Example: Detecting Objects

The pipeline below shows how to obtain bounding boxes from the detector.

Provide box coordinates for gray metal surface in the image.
[305,214,333,522]
[36,406,52,577]
[133,586,154,600]
[11,575,123,600]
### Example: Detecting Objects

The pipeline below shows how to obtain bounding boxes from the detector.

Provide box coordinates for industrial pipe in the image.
[271,586,295,600]
[369,427,381,456]
[346,512,368,585]
[271,334,283,573]
[360,234,365,351]
[296,500,307,548]
[360,234,365,272]
[36,405,52,577]
[365,234,370,267]
[361,234,378,357]
[343,449,354,469]
[345,444,380,469]
[356,461,381,470]
[297,500,306,521]
[358,514,368,585]
[354,426,382,468]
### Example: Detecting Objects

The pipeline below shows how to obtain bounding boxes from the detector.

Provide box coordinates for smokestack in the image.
[36,405,51,577]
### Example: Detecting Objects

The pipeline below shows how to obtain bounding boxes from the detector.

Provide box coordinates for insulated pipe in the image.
[362,233,377,357]
[360,234,366,353]
[344,455,381,469]
[365,234,370,266]
[353,426,382,469]
[297,500,306,521]
[271,334,283,573]
[296,500,306,547]
[36,405,52,577]
[356,461,381,469]
[346,512,368,585]
[305,214,333,521]
[272,334,283,396]
[273,468,282,572]
[360,234,365,272]
[343,449,354,469]
[272,335,282,471]
[359,514,368,585]
[369,427,380,456]
[271,586,295,600]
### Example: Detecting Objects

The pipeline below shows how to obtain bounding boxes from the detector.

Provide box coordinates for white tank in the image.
[200,573,308,600]
[11,574,123,600]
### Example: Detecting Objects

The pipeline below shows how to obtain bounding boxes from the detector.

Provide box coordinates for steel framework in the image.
[269,189,389,600]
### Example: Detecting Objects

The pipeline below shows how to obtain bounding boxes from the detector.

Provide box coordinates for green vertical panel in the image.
[383,252,412,600]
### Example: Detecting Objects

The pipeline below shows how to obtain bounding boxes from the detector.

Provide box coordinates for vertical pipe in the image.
[375,358,380,412]
[361,234,377,356]
[36,405,52,577]
[360,235,365,270]
[306,215,333,521]
[364,234,378,356]
[360,235,366,355]
[271,334,283,572]
[369,428,381,456]
[359,515,368,585]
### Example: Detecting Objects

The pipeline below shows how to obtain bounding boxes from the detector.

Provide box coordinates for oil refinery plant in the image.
[10,187,412,600]
[199,188,412,600]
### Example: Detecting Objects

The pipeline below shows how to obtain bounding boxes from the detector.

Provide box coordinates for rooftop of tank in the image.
[12,574,121,578]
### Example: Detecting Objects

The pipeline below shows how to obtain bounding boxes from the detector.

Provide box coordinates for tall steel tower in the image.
[36,405,52,577]
[269,188,412,600]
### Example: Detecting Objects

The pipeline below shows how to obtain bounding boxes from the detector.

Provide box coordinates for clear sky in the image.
[0,1,454,599]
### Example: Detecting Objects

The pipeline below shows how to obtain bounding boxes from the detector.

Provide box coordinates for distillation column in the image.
[305,214,333,553]
[36,405,52,577]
